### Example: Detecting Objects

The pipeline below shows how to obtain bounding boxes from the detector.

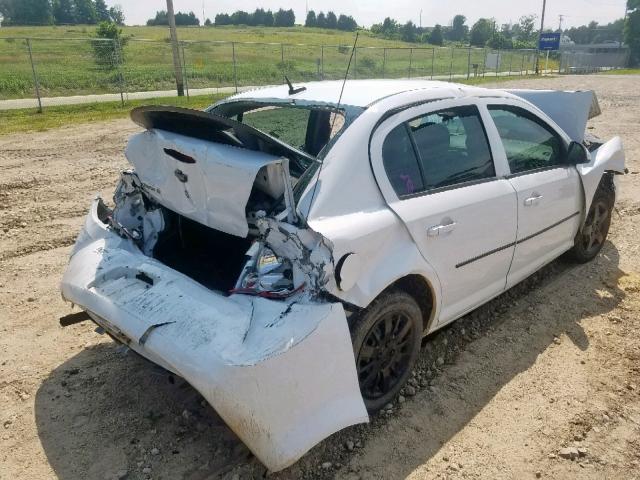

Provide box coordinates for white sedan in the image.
[60,80,625,471]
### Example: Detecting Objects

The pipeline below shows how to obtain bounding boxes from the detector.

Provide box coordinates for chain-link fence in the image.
[0,37,629,111]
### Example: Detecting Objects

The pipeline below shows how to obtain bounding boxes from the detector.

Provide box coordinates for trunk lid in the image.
[126,106,298,238]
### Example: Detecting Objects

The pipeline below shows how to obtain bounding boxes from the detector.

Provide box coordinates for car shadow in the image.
[34,242,626,480]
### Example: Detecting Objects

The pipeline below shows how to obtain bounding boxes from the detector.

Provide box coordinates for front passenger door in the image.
[487,105,583,288]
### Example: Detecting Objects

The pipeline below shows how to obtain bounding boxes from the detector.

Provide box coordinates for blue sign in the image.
[539,32,561,51]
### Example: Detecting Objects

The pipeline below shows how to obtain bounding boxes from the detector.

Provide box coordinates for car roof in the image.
[227,79,506,109]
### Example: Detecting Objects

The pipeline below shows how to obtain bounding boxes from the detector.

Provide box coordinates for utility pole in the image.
[535,0,547,74]
[419,9,422,29]
[558,14,564,32]
[167,0,185,96]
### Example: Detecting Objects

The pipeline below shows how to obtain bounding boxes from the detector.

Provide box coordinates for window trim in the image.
[487,104,569,176]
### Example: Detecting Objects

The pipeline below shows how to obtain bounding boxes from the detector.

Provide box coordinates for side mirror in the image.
[567,141,590,165]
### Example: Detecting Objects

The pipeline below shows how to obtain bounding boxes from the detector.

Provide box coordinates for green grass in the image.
[599,68,640,75]
[0,92,228,135]
[0,25,549,100]
[0,74,545,136]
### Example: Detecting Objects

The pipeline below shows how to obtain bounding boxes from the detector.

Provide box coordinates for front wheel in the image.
[351,290,422,413]
[570,180,614,263]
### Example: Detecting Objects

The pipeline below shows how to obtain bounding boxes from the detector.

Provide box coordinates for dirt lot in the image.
[1,75,639,480]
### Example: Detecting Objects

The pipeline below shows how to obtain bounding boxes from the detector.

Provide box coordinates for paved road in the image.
[0,70,550,111]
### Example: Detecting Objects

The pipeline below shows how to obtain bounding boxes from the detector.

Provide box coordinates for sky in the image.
[106,0,628,30]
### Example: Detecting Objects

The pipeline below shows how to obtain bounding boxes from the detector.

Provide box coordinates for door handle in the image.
[427,221,457,237]
[524,193,543,206]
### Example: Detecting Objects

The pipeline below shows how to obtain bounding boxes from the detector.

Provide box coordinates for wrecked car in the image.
[60,80,625,471]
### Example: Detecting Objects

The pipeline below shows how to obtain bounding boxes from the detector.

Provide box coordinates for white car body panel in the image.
[60,80,626,472]
[61,200,368,472]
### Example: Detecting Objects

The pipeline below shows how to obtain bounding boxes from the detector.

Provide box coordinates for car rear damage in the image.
[60,106,368,471]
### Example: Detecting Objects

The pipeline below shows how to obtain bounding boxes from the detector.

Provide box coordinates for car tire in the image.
[570,176,615,263]
[351,290,423,413]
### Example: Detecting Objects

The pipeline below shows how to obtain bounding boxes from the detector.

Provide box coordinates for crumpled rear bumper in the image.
[61,199,368,471]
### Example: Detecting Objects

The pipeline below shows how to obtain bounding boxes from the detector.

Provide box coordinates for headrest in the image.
[413,123,450,158]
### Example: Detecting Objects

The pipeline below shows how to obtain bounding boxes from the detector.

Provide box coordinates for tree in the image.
[74,0,97,24]
[626,0,640,65]
[428,24,444,46]
[517,14,537,42]
[204,18,211,26]
[174,11,199,26]
[214,13,230,25]
[401,21,417,42]
[273,8,294,27]
[52,0,75,24]
[0,0,52,25]
[109,5,124,25]
[147,10,167,26]
[94,0,109,22]
[470,18,493,46]
[337,14,357,31]
[316,12,326,28]
[449,14,467,41]
[305,10,316,27]
[326,11,337,29]
[91,21,127,70]
[487,31,512,49]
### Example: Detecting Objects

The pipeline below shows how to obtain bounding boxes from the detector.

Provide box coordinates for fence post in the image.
[449,47,454,81]
[496,49,500,76]
[508,53,512,76]
[408,48,413,78]
[114,37,125,107]
[521,53,525,75]
[430,48,435,79]
[280,43,285,84]
[467,46,471,79]
[231,41,238,93]
[181,43,190,99]
[482,48,487,77]
[382,48,386,78]
[320,45,324,79]
[26,38,43,113]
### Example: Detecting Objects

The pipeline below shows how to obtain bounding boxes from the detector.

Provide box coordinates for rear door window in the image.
[382,124,425,196]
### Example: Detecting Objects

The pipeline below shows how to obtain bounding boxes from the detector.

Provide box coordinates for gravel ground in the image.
[1,75,639,480]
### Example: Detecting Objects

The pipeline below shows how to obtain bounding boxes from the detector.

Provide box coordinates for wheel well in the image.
[388,274,435,332]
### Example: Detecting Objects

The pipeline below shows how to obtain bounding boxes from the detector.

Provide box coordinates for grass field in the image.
[0,74,548,136]
[0,25,544,101]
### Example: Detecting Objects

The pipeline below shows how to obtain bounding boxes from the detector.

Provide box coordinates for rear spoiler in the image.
[505,89,600,143]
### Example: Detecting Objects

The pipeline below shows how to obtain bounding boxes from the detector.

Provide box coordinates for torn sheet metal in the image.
[506,89,598,143]
[60,200,368,471]
[577,136,626,212]
[125,128,285,238]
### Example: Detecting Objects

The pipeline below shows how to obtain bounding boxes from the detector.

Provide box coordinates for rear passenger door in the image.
[485,104,583,288]
[370,100,518,325]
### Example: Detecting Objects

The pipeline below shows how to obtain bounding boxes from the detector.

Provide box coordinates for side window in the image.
[382,124,425,197]
[408,105,495,190]
[488,105,565,174]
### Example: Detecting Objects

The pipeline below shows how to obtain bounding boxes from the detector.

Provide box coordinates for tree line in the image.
[0,0,124,25]
[304,11,358,31]
[146,10,200,27]
[213,9,295,27]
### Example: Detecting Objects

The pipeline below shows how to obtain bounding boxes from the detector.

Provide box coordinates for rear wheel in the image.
[570,179,614,263]
[351,291,422,413]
